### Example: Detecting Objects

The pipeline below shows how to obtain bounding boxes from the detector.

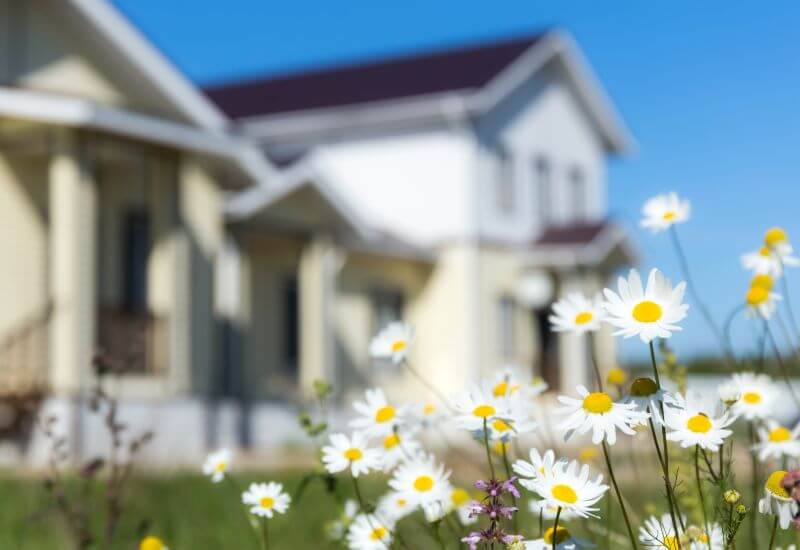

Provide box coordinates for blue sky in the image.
[114,0,800,361]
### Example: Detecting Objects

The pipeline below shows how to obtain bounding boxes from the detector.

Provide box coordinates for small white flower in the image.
[754,420,800,462]
[741,246,798,278]
[412,401,445,429]
[729,372,778,421]
[717,382,741,407]
[327,499,360,541]
[486,399,537,442]
[556,386,649,445]
[346,514,393,550]
[322,432,383,478]
[513,448,562,484]
[451,384,511,432]
[523,458,609,518]
[527,499,579,521]
[490,365,526,398]
[202,449,232,483]
[379,429,422,471]
[549,293,605,334]
[765,227,795,258]
[350,388,407,437]
[449,487,477,525]
[638,513,684,549]
[521,526,593,549]
[421,500,448,523]
[376,491,415,523]
[602,268,689,343]
[523,376,550,399]
[388,454,451,508]
[369,322,413,365]
[622,377,671,426]
[664,392,734,452]
[241,481,291,519]
[758,470,798,529]
[640,192,690,233]
[744,283,782,319]
[691,522,724,550]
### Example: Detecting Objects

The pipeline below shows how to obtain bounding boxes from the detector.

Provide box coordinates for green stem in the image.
[695,445,709,535]
[768,515,778,550]
[648,416,681,537]
[588,332,604,392]
[501,442,519,532]
[482,418,496,480]
[749,422,758,550]
[552,507,562,550]
[601,441,638,549]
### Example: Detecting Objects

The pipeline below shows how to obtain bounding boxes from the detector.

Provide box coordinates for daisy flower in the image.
[369,322,413,364]
[717,382,741,408]
[326,500,359,541]
[641,192,690,233]
[139,536,169,550]
[690,522,724,550]
[241,481,291,519]
[606,367,628,387]
[486,400,537,442]
[412,401,445,428]
[380,429,422,471]
[350,388,407,437]
[513,448,561,485]
[451,384,511,432]
[741,245,799,278]
[622,377,670,426]
[449,487,478,525]
[322,432,383,477]
[388,454,451,508]
[527,498,579,521]
[664,392,734,452]
[376,491,415,523]
[346,514,393,550]
[639,513,683,549]
[744,283,781,319]
[602,268,689,343]
[758,470,799,529]
[523,458,609,518]
[523,376,550,399]
[729,372,778,420]
[765,227,794,257]
[202,449,232,483]
[556,385,649,445]
[521,526,592,549]
[754,420,800,462]
[491,365,525,398]
[549,292,605,334]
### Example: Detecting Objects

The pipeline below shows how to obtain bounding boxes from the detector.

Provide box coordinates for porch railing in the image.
[0,308,50,394]
[97,308,169,374]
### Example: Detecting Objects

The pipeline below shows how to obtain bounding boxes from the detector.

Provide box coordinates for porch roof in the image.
[526,220,638,270]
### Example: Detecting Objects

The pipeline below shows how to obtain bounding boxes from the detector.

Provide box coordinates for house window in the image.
[495,148,514,214]
[533,157,551,227]
[282,277,299,375]
[121,210,150,313]
[570,167,587,221]
[498,296,516,359]
[373,288,404,332]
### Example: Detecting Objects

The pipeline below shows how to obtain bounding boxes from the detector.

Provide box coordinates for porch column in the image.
[299,233,337,398]
[556,273,590,391]
[48,130,97,394]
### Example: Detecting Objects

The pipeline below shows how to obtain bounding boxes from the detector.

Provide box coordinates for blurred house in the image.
[0,0,635,461]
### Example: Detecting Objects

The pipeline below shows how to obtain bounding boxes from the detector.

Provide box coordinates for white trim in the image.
[525,223,637,268]
[62,0,229,132]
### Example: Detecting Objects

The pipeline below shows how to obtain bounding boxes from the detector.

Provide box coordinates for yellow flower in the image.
[606,367,628,386]
[140,536,167,550]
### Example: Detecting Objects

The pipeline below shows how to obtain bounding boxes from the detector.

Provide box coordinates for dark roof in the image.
[534,221,608,246]
[204,33,546,120]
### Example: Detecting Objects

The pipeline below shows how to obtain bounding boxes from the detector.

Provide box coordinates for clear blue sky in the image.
[114,0,800,361]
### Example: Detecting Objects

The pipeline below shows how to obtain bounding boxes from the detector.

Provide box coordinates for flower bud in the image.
[724,489,741,504]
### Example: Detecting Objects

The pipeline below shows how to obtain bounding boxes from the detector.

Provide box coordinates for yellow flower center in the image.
[214,462,226,473]
[663,535,680,550]
[473,404,496,418]
[746,286,769,306]
[370,526,388,541]
[491,419,512,433]
[751,274,774,291]
[259,497,275,509]
[551,484,578,504]
[391,340,407,353]
[578,447,598,462]
[765,470,790,498]
[383,434,400,449]
[574,311,594,325]
[687,414,712,433]
[140,536,166,550]
[396,498,407,507]
[607,368,627,386]
[770,427,792,443]
[423,404,436,415]
[375,406,396,423]
[765,227,788,247]
[632,300,663,323]
[742,391,762,404]
[413,475,434,492]
[582,392,613,414]
[493,382,508,397]
[544,526,571,544]
[759,246,772,257]
[344,448,363,461]
[451,488,470,507]
[630,377,659,397]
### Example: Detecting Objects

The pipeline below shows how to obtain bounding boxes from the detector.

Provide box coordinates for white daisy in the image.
[765,227,795,257]
[490,365,526,398]
[369,322,413,365]
[689,522,724,550]
[449,487,478,525]
[639,513,683,549]
[350,388,407,437]
[346,513,393,550]
[744,283,782,319]
[523,376,550,399]
[451,384,511,432]
[387,454,450,508]
[379,429,422,471]
[717,382,741,408]
[729,372,778,421]
[241,481,291,519]
[602,268,689,343]
[622,377,670,426]
[421,500,448,523]
[758,470,798,530]
[557,386,649,445]
[376,491,415,523]
[202,449,232,483]
[322,432,383,478]
[412,401,445,429]
[754,420,800,462]
[513,448,562,485]
[741,245,799,278]
[664,392,734,452]
[327,499,360,541]
[527,498,579,521]
[486,399,537,442]
[524,458,608,518]
[641,192,690,233]
[522,526,593,549]
[549,292,605,334]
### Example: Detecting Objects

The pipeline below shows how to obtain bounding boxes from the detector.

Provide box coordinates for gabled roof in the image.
[204,34,545,119]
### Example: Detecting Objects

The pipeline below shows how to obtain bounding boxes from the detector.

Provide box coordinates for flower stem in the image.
[648,416,682,536]
[402,359,453,411]
[552,507,562,550]
[588,332,604,392]
[601,440,638,549]
[482,418,496,480]
[768,516,778,550]
[749,422,758,550]
[260,517,269,550]
[501,442,519,533]
[694,445,709,535]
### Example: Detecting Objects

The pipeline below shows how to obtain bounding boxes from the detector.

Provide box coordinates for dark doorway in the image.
[282,277,299,378]
[122,209,150,313]
[534,308,559,391]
